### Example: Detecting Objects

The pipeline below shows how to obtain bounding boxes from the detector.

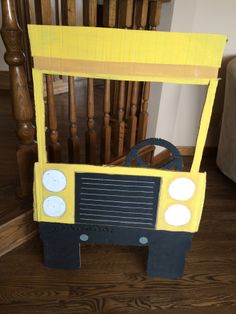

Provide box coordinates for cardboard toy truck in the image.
[29,25,226,278]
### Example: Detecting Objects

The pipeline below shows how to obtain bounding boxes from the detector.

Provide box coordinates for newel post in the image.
[1,0,36,197]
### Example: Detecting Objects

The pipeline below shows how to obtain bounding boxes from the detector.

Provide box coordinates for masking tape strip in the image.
[33,57,218,81]
[191,79,218,172]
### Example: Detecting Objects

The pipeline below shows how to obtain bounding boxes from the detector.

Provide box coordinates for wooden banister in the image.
[103,0,117,28]
[101,79,112,163]
[83,0,97,164]
[137,82,150,141]
[86,78,97,164]
[117,81,126,157]
[148,0,163,29]
[83,0,97,26]
[101,0,117,164]
[135,0,149,29]
[46,74,61,163]
[61,0,77,26]
[113,0,134,157]
[137,0,164,141]
[128,81,139,148]
[62,0,80,164]
[1,0,36,197]
[127,0,149,149]
[118,0,134,29]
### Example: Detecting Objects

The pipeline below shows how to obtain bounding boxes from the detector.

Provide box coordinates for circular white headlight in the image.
[42,170,66,192]
[168,178,195,201]
[164,204,191,226]
[43,196,66,217]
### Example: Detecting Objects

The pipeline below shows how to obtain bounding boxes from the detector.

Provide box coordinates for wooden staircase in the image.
[0,0,170,257]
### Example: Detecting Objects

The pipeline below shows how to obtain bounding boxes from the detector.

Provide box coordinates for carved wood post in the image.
[1,0,36,197]
[101,0,117,163]
[127,0,148,148]
[101,79,112,163]
[137,82,150,141]
[117,81,126,157]
[83,0,97,164]
[137,0,164,141]
[39,0,61,163]
[62,0,80,164]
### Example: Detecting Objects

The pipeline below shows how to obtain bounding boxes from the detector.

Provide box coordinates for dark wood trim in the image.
[177,146,217,157]
[177,146,196,156]
[0,210,37,257]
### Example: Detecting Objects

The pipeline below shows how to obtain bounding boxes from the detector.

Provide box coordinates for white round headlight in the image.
[164,204,191,226]
[43,196,66,217]
[42,170,66,192]
[168,178,195,201]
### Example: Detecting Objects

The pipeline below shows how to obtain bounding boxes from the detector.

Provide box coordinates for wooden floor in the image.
[0,155,235,313]
[1,86,236,313]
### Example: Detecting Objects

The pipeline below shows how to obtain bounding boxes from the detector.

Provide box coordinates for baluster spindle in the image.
[86,78,97,164]
[125,82,132,120]
[38,0,52,25]
[116,0,134,155]
[118,0,134,28]
[111,1,134,120]
[137,82,150,141]
[127,0,148,148]
[1,0,36,197]
[61,0,76,26]
[103,0,117,27]
[117,81,126,157]
[135,0,149,29]
[39,0,61,162]
[68,75,80,163]
[83,0,97,164]
[128,81,139,148]
[46,75,61,162]
[83,0,97,26]
[102,80,112,163]
[138,0,164,141]
[101,0,117,163]
[148,0,163,30]
[61,0,80,163]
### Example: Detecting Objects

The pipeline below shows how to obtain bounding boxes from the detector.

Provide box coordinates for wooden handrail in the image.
[0,0,169,196]
[0,0,36,197]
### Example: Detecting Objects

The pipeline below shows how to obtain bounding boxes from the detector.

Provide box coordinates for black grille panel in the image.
[75,173,160,228]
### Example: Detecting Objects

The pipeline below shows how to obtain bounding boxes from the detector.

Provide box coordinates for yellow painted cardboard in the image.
[34,162,206,232]
[29,25,226,233]
[28,25,226,84]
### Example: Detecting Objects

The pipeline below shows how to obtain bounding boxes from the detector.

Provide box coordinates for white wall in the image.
[148,0,236,147]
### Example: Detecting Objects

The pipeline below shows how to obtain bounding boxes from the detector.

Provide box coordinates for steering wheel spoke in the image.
[136,155,147,167]
[124,138,183,171]
[160,159,178,170]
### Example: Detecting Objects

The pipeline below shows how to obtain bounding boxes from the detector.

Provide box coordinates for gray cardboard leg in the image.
[147,232,192,278]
